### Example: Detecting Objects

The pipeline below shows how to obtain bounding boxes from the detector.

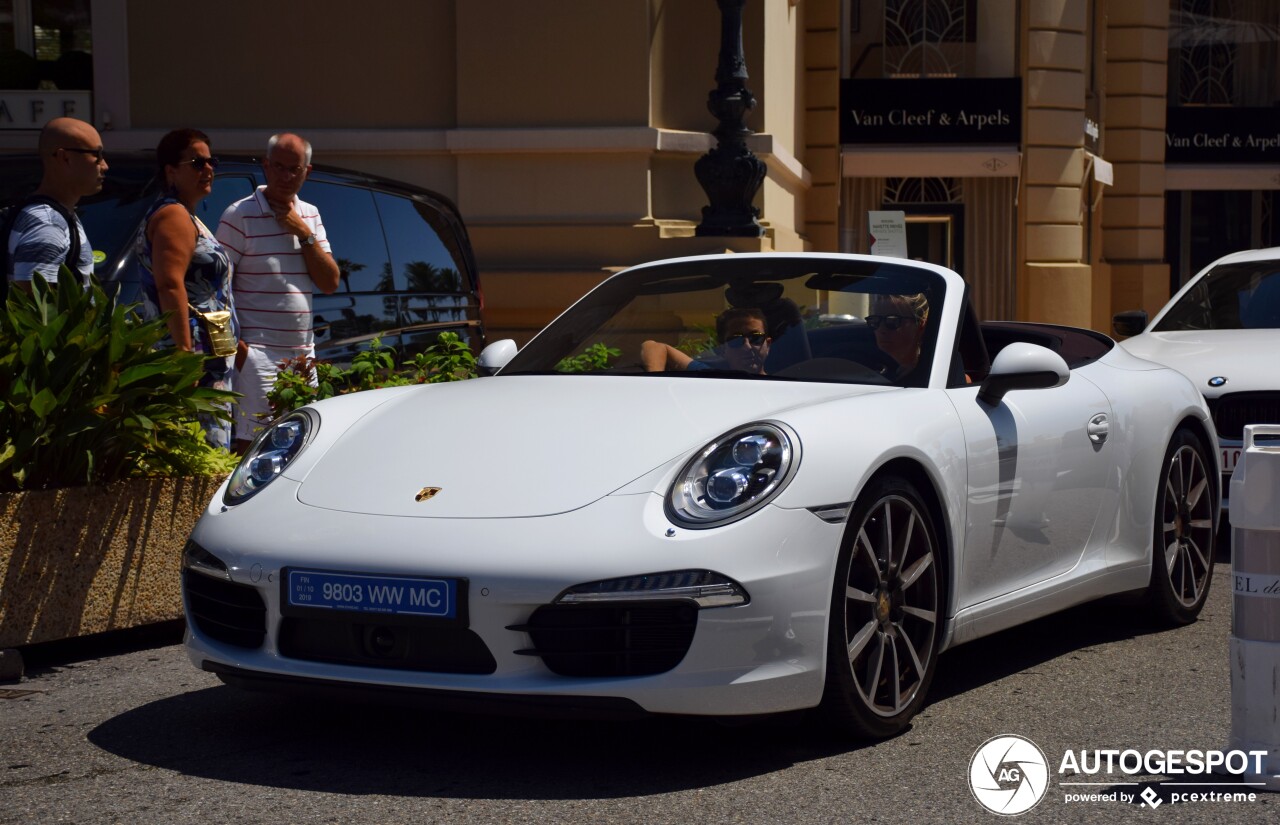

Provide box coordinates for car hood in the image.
[296,375,879,518]
[1120,330,1280,396]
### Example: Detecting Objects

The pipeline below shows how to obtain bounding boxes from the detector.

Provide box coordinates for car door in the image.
[946,373,1116,608]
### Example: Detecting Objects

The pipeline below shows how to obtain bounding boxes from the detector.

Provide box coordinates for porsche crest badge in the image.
[415,487,442,502]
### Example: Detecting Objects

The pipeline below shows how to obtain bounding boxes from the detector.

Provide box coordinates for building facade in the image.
[2,0,1277,340]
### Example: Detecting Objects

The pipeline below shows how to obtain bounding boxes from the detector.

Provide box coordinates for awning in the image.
[1166,165,1280,190]
[841,145,1020,177]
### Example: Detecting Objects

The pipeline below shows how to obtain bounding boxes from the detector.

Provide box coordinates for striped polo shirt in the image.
[215,186,332,349]
[6,202,93,287]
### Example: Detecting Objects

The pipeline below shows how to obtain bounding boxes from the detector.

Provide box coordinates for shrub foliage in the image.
[267,332,478,417]
[0,273,237,491]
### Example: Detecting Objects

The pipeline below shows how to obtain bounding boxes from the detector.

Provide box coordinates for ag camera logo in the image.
[969,734,1050,815]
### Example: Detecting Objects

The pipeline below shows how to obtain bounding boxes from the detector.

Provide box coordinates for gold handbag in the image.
[189,304,237,358]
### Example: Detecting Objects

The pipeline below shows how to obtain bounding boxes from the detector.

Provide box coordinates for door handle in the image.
[1087,413,1109,445]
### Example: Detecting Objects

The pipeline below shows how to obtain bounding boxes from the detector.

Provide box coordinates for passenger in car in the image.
[867,292,930,382]
[642,307,771,375]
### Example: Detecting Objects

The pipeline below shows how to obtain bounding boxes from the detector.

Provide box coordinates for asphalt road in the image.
[1,561,1275,824]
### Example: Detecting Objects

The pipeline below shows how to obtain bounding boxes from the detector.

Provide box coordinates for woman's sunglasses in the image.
[178,157,220,171]
[724,332,768,348]
[865,314,917,331]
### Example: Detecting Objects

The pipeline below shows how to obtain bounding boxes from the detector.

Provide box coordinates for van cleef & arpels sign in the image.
[1166,107,1280,164]
[840,78,1021,145]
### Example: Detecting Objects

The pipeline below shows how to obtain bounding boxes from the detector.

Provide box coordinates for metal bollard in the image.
[1229,424,1280,791]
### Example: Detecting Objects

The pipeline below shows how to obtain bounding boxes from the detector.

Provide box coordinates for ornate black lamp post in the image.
[695,0,766,237]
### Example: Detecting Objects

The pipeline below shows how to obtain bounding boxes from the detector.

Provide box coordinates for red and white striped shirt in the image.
[216,186,332,349]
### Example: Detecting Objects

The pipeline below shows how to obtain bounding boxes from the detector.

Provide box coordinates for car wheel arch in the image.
[1175,415,1220,525]
[850,457,956,634]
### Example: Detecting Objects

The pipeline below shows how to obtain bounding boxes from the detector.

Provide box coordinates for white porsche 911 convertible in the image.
[184,253,1219,738]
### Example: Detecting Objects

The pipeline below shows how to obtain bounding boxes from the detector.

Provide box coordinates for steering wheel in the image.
[858,348,899,378]
[774,357,892,385]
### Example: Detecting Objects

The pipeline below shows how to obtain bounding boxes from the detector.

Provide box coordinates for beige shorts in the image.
[233,343,315,442]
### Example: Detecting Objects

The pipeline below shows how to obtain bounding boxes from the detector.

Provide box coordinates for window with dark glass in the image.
[297,181,393,294]
[847,0,1013,80]
[0,0,92,90]
[375,192,466,294]
[1168,0,1280,107]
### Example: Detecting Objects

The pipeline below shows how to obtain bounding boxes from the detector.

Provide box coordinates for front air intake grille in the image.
[511,601,698,677]
[183,570,267,649]
[1207,392,1280,441]
[278,617,496,674]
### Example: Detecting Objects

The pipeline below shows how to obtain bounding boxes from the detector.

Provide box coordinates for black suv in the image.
[1,154,486,362]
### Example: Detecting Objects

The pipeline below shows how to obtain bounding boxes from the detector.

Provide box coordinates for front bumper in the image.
[184,483,843,716]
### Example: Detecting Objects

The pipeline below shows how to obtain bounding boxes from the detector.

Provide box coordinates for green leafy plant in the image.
[675,322,718,356]
[555,342,621,373]
[411,331,478,383]
[0,272,238,491]
[267,332,478,417]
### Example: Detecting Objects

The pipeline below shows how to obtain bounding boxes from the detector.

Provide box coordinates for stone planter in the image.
[0,476,224,648]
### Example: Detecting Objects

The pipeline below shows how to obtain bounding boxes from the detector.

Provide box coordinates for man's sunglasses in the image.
[724,332,768,348]
[59,147,106,162]
[865,314,917,331]
[178,157,220,171]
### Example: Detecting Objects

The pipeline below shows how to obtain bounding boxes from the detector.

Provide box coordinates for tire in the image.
[1145,428,1216,625]
[819,474,942,738]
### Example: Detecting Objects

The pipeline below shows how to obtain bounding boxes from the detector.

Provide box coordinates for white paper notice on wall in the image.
[868,210,907,258]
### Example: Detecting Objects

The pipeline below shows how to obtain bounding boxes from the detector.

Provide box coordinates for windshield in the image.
[503,257,947,386]
[1155,261,1280,331]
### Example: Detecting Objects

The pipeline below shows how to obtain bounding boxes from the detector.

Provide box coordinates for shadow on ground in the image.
[88,686,851,799]
[86,568,1222,800]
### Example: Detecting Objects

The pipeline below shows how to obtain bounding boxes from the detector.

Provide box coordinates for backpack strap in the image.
[2,195,84,299]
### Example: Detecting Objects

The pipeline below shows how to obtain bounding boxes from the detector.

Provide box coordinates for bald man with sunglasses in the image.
[4,117,106,293]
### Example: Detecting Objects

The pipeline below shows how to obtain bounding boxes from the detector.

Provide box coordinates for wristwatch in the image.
[301,233,317,247]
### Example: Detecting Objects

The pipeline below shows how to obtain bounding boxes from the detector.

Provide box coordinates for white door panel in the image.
[948,380,1116,609]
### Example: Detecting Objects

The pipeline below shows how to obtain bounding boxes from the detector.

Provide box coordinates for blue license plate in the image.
[286,569,457,619]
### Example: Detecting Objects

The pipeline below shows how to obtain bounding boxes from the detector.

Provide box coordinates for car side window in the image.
[298,181,393,293]
[375,192,466,293]
[198,175,255,232]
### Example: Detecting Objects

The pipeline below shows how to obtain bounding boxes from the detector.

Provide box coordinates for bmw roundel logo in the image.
[1208,376,1228,388]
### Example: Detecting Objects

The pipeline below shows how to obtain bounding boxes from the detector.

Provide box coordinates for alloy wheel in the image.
[843,494,939,718]
[1160,443,1213,608]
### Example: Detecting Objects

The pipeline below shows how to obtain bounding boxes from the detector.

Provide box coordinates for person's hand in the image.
[265,191,308,239]
[235,339,249,371]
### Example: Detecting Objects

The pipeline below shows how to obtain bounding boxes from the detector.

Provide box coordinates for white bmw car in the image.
[1115,246,1280,512]
[184,253,1219,738]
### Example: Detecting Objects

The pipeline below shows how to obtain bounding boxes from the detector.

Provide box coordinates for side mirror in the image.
[977,343,1070,406]
[477,339,518,375]
[1112,309,1149,338]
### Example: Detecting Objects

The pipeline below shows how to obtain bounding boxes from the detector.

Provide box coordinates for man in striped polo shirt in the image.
[216,132,340,451]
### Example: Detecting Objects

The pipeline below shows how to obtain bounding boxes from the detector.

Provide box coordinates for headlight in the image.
[666,422,798,528]
[224,410,315,505]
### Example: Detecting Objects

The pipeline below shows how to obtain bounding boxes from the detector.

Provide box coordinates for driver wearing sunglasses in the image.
[868,292,929,381]
[642,307,772,375]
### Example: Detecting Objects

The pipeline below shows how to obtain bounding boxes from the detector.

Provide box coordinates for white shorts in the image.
[233,343,315,442]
